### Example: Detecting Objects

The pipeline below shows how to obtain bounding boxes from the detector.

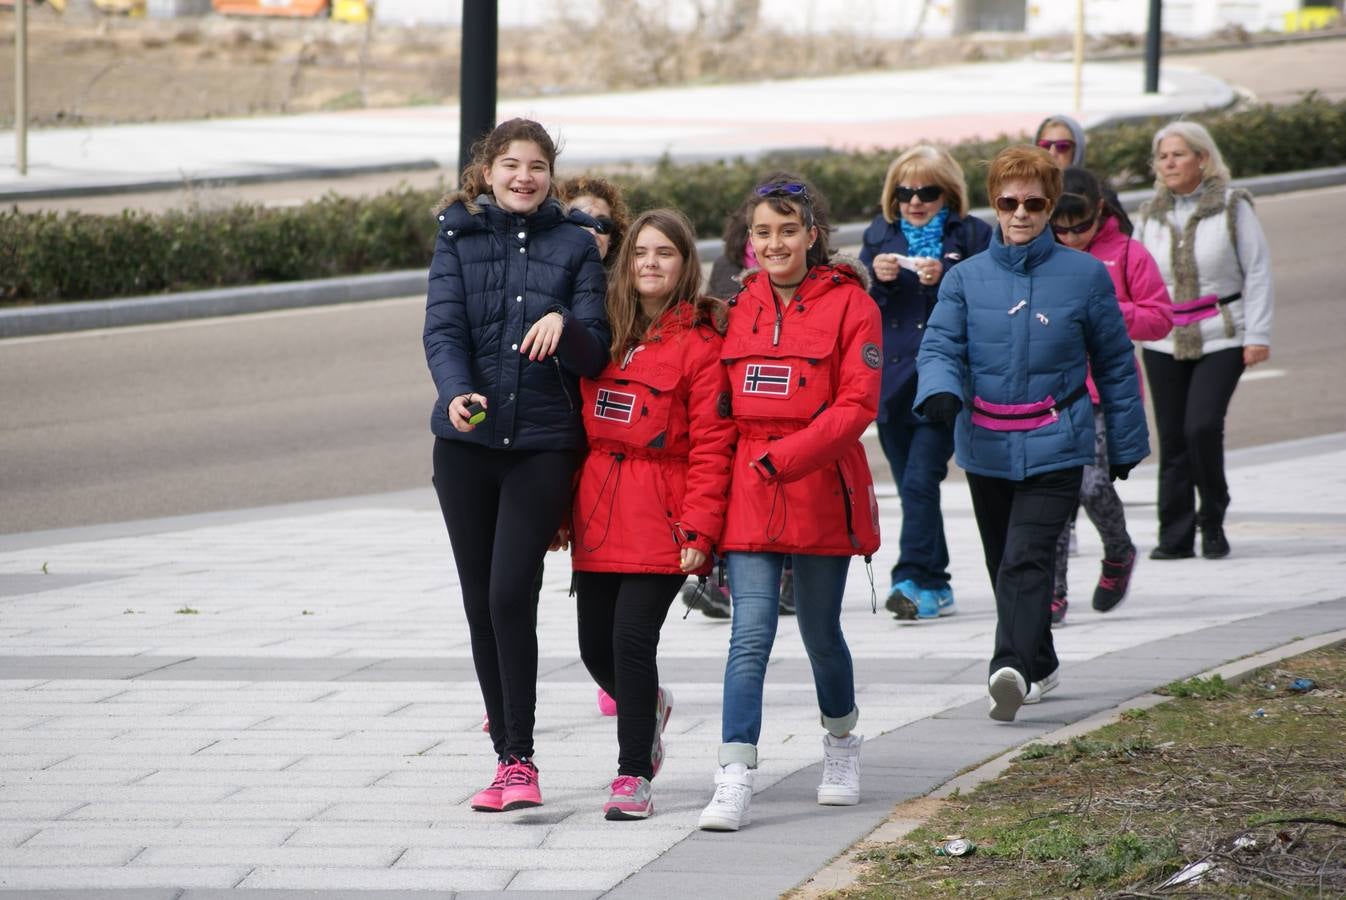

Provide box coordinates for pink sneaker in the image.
[500,757,542,810]
[604,774,654,820]
[597,687,617,717]
[481,712,490,733]
[651,686,674,778]
[469,762,507,812]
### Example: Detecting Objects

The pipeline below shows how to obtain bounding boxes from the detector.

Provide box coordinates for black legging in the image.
[432,437,578,762]
[1142,347,1245,552]
[574,571,684,780]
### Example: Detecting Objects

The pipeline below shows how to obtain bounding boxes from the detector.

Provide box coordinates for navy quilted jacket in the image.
[424,194,610,450]
[915,224,1149,480]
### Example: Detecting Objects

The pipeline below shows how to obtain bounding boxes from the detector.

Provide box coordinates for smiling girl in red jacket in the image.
[568,208,736,821]
[697,174,883,832]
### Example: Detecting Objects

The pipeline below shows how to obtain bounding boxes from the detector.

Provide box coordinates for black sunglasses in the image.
[590,216,615,236]
[895,185,944,204]
[995,195,1050,214]
[1052,215,1097,236]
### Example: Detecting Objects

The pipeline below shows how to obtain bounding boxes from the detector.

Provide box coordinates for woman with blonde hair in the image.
[1135,120,1274,561]
[859,145,991,620]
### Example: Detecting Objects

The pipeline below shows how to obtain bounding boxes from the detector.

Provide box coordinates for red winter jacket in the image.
[1080,215,1173,403]
[571,301,736,576]
[719,263,883,556]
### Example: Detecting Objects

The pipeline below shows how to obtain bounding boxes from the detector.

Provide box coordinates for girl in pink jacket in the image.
[1043,167,1172,636]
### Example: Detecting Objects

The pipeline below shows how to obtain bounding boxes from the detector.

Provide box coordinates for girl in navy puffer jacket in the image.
[424,118,610,813]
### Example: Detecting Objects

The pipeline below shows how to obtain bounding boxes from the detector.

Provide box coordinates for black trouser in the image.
[573,571,683,780]
[432,437,578,762]
[1142,347,1245,552]
[967,467,1083,684]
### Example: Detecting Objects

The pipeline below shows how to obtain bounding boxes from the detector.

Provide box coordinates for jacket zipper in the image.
[552,357,576,412]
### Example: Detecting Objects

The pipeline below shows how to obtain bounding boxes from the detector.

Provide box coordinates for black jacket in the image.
[424,194,610,449]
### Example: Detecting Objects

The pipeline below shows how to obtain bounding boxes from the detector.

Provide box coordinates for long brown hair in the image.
[441,118,559,210]
[743,171,832,270]
[606,209,712,359]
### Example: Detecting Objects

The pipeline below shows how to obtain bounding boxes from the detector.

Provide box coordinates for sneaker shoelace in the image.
[1051,596,1068,612]
[712,779,749,807]
[822,752,855,784]
[610,775,640,798]
[503,761,537,787]
[487,765,508,790]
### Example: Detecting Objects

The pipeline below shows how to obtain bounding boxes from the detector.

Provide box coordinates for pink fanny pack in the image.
[971,385,1087,432]
[1171,292,1241,327]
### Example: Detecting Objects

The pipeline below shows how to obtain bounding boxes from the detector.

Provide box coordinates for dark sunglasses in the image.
[755,181,810,203]
[995,195,1050,214]
[1037,139,1076,154]
[895,185,944,204]
[590,216,615,236]
[1052,215,1097,236]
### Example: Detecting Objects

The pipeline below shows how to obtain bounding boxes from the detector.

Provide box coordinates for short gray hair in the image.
[1152,120,1230,182]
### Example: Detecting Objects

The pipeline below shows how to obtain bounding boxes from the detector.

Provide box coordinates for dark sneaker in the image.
[1149,545,1195,560]
[1201,526,1230,559]
[778,567,796,616]
[681,579,731,619]
[1093,547,1136,612]
[1050,595,1068,626]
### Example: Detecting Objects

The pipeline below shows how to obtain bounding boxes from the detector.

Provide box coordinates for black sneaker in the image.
[1201,526,1230,559]
[1093,546,1136,612]
[1149,545,1195,560]
[681,579,731,619]
[1050,595,1068,626]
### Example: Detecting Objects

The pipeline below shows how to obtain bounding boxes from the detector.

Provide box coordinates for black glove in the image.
[1109,462,1137,482]
[919,392,962,425]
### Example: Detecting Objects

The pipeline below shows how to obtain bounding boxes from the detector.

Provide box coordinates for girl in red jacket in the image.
[569,208,736,821]
[1044,167,1173,632]
[697,174,883,832]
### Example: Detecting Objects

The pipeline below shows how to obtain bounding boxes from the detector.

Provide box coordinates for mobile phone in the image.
[463,401,486,426]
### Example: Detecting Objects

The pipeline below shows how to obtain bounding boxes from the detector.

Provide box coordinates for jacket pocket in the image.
[722,325,837,422]
[581,361,681,450]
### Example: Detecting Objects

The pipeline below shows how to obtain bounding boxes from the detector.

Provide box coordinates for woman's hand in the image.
[447,392,487,432]
[680,546,707,573]
[520,311,564,361]
[872,253,901,283]
[549,527,571,552]
[1244,344,1270,367]
[916,257,943,287]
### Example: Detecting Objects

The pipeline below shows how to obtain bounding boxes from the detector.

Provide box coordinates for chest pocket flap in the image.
[723,322,837,421]
[585,359,682,449]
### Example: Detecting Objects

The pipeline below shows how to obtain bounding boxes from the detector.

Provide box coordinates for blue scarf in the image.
[900,208,949,260]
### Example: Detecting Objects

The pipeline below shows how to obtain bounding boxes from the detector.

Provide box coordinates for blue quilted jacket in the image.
[424,194,610,450]
[914,224,1149,480]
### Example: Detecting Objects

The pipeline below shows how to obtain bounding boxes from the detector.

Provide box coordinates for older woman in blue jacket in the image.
[915,145,1148,723]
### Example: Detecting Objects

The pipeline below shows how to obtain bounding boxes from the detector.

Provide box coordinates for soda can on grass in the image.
[935,838,975,857]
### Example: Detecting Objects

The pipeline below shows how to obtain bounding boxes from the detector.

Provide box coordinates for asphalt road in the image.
[1,184,1342,535]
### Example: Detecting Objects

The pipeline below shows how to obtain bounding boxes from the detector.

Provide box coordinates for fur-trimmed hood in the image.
[734,254,871,297]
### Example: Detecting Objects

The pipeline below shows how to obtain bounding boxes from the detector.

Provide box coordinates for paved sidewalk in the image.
[0,58,1233,200]
[0,432,1343,897]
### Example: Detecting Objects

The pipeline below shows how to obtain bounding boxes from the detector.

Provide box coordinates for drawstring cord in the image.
[765,480,787,544]
[864,556,876,614]
[680,575,709,620]
[579,453,623,552]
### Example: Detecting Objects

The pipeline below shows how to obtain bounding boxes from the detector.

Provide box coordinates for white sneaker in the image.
[1023,667,1060,705]
[817,733,862,806]
[988,667,1028,722]
[697,762,753,831]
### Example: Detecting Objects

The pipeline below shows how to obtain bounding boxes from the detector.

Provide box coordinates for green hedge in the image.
[4,94,1344,304]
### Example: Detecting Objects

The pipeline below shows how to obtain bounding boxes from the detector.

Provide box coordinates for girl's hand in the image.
[1244,344,1270,367]
[520,312,564,361]
[549,527,571,552]
[872,253,901,283]
[680,546,707,573]
[916,257,943,287]
[448,392,487,432]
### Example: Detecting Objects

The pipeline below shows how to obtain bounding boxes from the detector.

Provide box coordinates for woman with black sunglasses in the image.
[859,144,991,623]
[915,146,1149,723]
[1045,167,1173,629]
[697,172,882,832]
[560,175,630,268]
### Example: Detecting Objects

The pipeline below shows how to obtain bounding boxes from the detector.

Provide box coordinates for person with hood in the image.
[1045,167,1173,630]
[567,208,736,821]
[1135,121,1274,561]
[697,173,882,832]
[915,145,1149,724]
[424,117,610,813]
[859,144,991,621]
[1036,114,1134,236]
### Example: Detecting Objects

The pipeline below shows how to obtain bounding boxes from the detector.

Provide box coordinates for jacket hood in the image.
[433,192,570,233]
[1035,114,1087,166]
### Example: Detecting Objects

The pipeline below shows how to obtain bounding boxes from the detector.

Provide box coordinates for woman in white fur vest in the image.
[1136,121,1275,562]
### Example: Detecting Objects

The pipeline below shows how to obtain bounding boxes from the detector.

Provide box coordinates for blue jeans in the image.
[877,418,954,588]
[719,552,858,768]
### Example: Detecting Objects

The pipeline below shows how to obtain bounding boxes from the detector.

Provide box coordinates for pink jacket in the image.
[1082,216,1173,402]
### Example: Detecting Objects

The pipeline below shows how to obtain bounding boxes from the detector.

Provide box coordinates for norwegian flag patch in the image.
[742,364,792,396]
[593,388,637,423]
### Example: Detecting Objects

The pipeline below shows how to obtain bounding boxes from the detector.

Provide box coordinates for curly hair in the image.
[558,174,631,262]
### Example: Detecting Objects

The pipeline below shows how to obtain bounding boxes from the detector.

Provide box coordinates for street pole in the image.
[16,0,28,175]
[1145,0,1162,94]
[458,0,498,186]
[1072,0,1084,115]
